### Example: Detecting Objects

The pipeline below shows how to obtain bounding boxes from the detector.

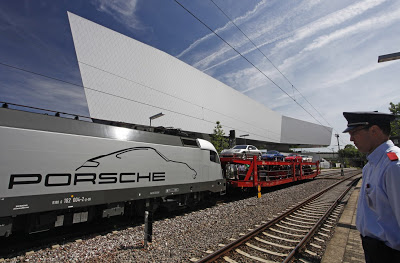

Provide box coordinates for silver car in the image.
[220,145,262,159]
[300,155,313,162]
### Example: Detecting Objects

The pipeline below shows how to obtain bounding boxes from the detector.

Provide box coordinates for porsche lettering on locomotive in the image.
[8,172,167,189]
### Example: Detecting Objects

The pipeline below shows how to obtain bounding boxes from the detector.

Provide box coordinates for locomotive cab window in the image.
[210,150,220,163]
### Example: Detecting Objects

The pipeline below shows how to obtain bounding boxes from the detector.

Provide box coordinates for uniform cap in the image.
[342,111,395,133]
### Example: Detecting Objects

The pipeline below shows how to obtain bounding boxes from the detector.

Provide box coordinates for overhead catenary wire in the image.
[210,0,335,129]
[175,0,347,147]
[209,0,347,147]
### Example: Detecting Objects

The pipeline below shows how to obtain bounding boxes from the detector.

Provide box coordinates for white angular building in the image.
[68,12,332,150]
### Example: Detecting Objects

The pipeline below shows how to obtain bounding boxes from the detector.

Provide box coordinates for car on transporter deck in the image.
[300,155,313,162]
[261,150,285,161]
[220,145,262,159]
[285,153,303,162]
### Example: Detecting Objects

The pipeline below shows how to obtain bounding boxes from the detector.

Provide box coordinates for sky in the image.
[1,0,400,152]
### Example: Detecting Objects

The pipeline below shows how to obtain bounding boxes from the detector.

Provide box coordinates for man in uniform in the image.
[343,111,400,262]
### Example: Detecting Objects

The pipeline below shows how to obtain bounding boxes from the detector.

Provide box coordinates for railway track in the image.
[196,170,361,263]
[316,168,358,179]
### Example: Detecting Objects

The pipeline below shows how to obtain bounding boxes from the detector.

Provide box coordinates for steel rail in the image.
[196,170,361,263]
[282,175,361,262]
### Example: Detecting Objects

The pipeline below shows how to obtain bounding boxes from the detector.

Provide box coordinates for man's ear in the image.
[370,125,383,136]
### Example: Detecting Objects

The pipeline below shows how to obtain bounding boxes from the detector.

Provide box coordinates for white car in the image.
[220,145,262,159]
[301,155,313,162]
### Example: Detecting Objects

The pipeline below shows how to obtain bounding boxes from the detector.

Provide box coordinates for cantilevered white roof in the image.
[68,12,332,146]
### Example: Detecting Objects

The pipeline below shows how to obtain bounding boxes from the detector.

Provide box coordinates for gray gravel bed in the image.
[4,179,338,263]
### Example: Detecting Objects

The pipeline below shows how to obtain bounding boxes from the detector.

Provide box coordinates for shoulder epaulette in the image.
[387,152,398,161]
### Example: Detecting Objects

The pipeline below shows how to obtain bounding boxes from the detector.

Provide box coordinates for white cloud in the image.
[279,6,400,76]
[321,63,392,89]
[185,0,326,72]
[185,0,391,84]
[271,0,386,53]
[304,8,400,52]
[92,0,144,31]
[95,0,138,16]
[176,0,268,59]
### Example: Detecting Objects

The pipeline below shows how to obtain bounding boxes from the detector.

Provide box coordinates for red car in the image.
[285,153,303,162]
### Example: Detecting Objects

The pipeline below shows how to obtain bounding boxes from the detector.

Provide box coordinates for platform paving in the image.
[322,179,365,263]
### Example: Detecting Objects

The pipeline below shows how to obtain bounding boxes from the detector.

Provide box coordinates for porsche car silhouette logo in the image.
[75,147,197,179]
